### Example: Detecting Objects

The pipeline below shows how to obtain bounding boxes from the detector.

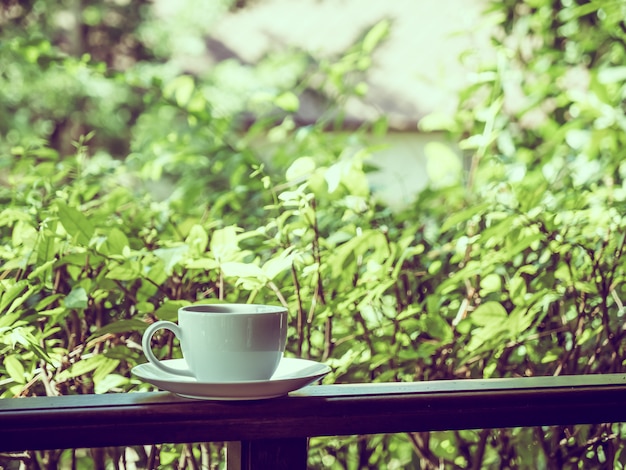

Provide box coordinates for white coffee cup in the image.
[141,304,288,382]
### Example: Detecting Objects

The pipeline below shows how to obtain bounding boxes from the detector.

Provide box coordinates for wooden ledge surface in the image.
[2,373,626,452]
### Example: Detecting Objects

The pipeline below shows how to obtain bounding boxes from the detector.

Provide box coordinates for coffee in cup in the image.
[141,303,288,382]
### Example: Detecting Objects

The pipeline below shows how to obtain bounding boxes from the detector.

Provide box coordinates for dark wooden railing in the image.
[2,374,626,469]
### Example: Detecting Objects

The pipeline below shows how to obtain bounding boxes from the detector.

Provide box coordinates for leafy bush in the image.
[2,0,626,469]
[408,0,626,467]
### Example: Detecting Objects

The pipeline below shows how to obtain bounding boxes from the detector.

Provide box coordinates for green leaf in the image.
[146,260,168,287]
[106,261,141,281]
[4,355,26,384]
[154,245,188,275]
[36,306,66,318]
[210,226,240,262]
[418,112,458,133]
[559,2,604,21]
[274,92,299,112]
[57,355,108,381]
[508,307,535,337]
[92,357,121,385]
[27,258,57,282]
[155,300,190,322]
[598,65,626,83]
[421,314,453,342]
[262,251,295,280]
[221,261,265,279]
[0,312,21,329]
[164,75,195,108]
[64,286,88,310]
[100,228,129,256]
[540,350,560,364]
[94,373,129,394]
[325,161,345,194]
[362,19,391,53]
[9,328,51,362]
[136,301,155,314]
[185,224,209,258]
[425,142,463,188]
[36,221,58,265]
[441,203,490,233]
[56,201,94,245]
[286,156,316,182]
[184,258,219,270]
[35,294,64,311]
[506,232,544,257]
[89,319,148,339]
[0,208,32,227]
[0,280,41,315]
[508,275,528,305]
[470,301,508,327]
[12,220,37,248]
[479,273,502,295]
[0,280,29,313]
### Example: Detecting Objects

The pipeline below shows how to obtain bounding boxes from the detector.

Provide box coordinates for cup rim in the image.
[179,303,287,315]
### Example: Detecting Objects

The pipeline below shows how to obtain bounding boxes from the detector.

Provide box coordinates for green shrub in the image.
[1,0,626,468]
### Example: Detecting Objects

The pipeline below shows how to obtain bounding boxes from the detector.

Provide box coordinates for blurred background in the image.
[0,0,494,208]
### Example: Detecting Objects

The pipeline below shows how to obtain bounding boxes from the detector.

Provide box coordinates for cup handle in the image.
[142,320,194,377]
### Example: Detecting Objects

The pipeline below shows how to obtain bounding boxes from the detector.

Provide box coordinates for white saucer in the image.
[132,357,331,400]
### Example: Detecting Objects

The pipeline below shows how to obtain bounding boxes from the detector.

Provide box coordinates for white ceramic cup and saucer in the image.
[133,304,330,400]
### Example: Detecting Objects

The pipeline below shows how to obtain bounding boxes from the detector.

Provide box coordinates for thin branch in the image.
[470,429,490,470]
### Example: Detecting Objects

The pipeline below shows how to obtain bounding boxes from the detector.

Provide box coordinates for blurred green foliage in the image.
[1,0,626,468]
